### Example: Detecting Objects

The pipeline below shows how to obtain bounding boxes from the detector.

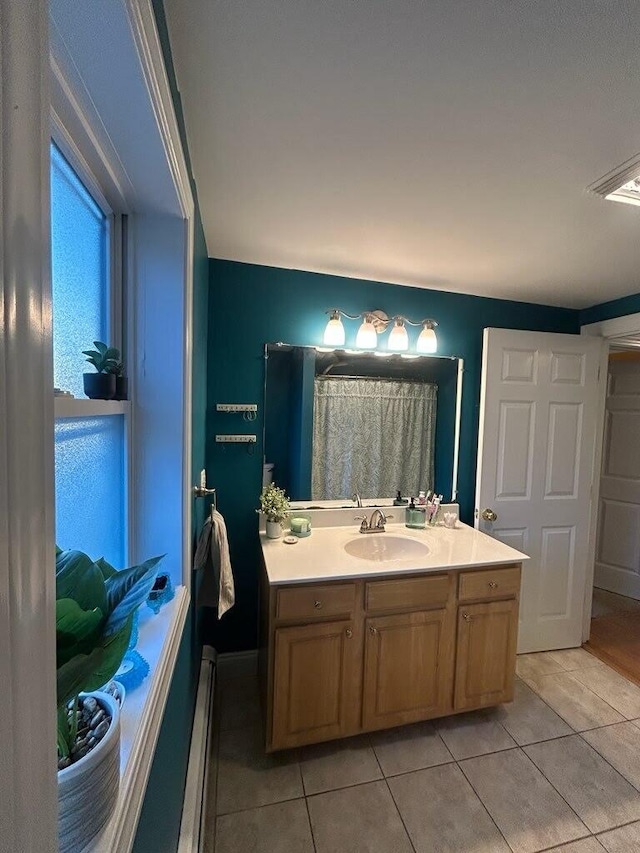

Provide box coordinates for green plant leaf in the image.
[56,599,104,668]
[104,555,163,636]
[80,615,133,693]
[56,646,108,711]
[95,557,117,580]
[94,341,108,354]
[104,347,120,361]
[56,550,108,615]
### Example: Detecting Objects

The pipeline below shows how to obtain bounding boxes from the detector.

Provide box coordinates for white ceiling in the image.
[166,0,640,309]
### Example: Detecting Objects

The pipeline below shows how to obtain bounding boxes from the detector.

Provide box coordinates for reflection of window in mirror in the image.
[264,346,461,504]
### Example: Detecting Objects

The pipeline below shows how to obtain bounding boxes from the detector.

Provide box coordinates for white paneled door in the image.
[475,329,606,652]
[595,357,640,599]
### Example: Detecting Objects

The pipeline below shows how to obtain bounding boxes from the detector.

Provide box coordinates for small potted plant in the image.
[56,546,163,853]
[82,341,119,400]
[108,357,128,401]
[258,483,290,539]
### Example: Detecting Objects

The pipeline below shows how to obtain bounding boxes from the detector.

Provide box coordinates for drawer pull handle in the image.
[314,600,323,609]
[345,628,353,638]
[462,612,472,622]
[488,581,498,589]
[369,626,378,635]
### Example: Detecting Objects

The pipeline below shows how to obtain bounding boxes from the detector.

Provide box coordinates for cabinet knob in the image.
[462,612,472,622]
[488,581,498,589]
[369,626,378,635]
[345,628,353,638]
[314,600,323,609]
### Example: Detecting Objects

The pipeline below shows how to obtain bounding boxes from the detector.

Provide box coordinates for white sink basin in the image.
[344,535,430,563]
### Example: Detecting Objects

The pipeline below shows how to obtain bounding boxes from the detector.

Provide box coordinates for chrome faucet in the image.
[352,492,362,508]
[355,508,392,533]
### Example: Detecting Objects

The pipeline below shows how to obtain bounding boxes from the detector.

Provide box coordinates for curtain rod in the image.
[316,374,437,384]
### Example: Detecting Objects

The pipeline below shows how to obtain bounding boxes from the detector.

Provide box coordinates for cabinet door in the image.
[454,599,518,711]
[362,610,453,731]
[272,620,358,749]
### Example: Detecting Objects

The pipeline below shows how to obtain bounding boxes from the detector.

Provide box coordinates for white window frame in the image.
[50,132,134,565]
[1,1,195,850]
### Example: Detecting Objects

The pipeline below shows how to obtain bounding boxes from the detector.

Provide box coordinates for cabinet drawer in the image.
[276,583,356,621]
[365,574,450,614]
[458,566,520,602]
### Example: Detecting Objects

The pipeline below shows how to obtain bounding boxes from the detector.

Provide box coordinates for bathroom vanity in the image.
[259,516,528,751]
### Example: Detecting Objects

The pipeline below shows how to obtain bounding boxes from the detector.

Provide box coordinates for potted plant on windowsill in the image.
[108,357,128,401]
[82,341,119,400]
[258,483,290,539]
[56,546,163,853]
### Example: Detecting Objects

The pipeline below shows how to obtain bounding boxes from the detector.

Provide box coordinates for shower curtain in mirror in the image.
[311,377,437,500]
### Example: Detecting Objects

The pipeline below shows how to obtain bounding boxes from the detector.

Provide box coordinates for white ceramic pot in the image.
[58,691,120,853]
[266,519,282,539]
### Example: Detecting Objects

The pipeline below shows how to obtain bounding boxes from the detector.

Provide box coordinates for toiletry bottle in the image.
[406,498,426,529]
[394,490,408,506]
[418,490,426,505]
[405,498,416,527]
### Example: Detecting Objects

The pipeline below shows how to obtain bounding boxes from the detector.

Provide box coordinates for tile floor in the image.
[204,649,640,853]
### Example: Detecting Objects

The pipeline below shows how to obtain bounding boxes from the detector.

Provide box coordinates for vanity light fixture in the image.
[417,320,438,354]
[388,318,409,351]
[322,308,439,355]
[323,310,346,347]
[355,313,378,349]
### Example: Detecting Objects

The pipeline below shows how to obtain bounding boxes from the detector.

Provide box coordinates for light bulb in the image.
[417,323,437,354]
[388,319,409,351]
[355,315,377,349]
[323,311,345,347]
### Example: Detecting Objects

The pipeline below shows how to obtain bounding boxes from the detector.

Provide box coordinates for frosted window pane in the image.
[51,144,108,397]
[55,417,125,567]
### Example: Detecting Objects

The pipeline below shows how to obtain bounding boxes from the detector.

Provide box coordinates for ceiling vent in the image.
[589,154,640,207]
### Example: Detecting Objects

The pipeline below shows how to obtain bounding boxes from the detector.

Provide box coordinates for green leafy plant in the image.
[257,483,290,524]
[82,341,121,374]
[56,547,163,759]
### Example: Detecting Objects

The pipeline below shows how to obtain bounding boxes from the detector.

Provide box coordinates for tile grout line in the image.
[453,748,528,853]
[520,659,639,727]
[368,733,418,853]
[460,744,598,848]
[302,794,318,853]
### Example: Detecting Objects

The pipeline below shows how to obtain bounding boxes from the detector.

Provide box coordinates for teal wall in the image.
[205,259,579,652]
[580,291,640,326]
[132,3,208,852]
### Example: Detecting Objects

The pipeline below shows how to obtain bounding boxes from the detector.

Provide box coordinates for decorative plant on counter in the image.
[258,483,290,523]
[81,340,120,400]
[56,546,163,762]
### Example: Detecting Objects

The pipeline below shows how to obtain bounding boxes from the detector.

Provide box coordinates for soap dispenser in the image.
[405,497,426,529]
[394,491,408,506]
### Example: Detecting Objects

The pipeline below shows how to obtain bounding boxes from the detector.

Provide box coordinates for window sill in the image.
[54,398,131,418]
[82,584,190,852]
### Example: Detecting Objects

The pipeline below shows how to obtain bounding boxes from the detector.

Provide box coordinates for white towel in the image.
[194,509,235,617]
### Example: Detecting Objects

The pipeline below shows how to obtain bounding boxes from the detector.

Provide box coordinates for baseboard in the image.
[216,649,258,680]
[177,646,216,853]
[594,564,640,601]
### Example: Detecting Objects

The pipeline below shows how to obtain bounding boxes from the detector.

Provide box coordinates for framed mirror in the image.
[263,344,463,506]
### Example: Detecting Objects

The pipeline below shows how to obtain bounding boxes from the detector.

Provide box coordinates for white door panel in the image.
[476,329,605,652]
[595,359,640,599]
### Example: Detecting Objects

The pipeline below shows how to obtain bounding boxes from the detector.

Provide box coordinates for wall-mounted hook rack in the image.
[215,434,257,443]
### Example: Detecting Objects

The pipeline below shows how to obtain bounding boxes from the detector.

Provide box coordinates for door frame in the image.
[580,312,640,640]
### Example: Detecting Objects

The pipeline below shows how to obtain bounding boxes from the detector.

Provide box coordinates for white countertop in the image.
[261,520,529,585]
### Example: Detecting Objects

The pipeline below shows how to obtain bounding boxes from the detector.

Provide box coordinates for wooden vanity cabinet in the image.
[261,563,521,752]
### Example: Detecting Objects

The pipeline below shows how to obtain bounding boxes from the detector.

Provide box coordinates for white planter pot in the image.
[58,691,120,853]
[266,520,282,539]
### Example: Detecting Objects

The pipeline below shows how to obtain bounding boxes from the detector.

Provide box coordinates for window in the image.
[51,142,127,567]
